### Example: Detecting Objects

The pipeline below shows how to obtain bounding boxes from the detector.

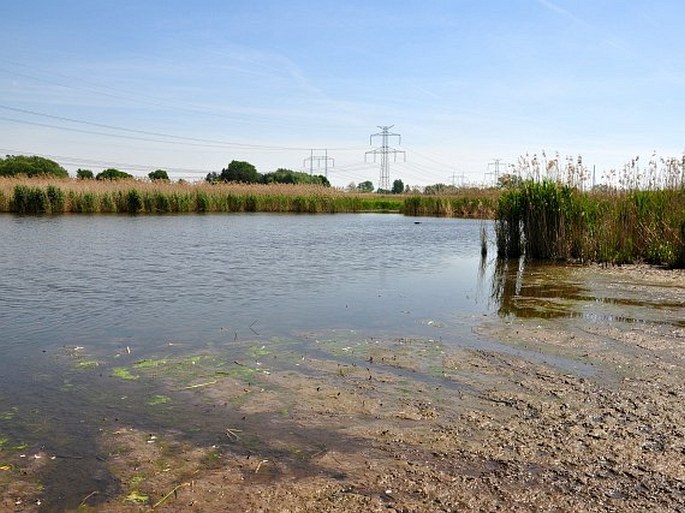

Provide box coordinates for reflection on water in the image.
[490,257,685,327]
[491,258,582,319]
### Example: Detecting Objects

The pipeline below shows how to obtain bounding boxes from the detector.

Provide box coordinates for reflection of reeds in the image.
[480,222,488,258]
[490,258,523,317]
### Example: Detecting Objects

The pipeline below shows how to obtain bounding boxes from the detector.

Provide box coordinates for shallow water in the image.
[0,214,495,510]
[2,213,682,511]
[1,214,489,353]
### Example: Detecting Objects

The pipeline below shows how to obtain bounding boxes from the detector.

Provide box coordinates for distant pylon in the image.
[485,159,507,185]
[303,149,334,177]
[365,125,406,190]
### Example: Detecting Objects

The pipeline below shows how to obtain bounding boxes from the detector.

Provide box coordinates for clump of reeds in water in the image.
[495,152,685,268]
[402,188,499,218]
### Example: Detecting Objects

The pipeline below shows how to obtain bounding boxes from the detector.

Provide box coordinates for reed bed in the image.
[401,187,499,218]
[0,177,501,218]
[496,154,685,267]
[0,178,407,215]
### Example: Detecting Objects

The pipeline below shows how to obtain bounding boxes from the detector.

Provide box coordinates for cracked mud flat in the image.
[2,265,684,512]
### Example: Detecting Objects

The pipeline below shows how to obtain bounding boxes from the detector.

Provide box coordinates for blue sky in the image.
[2,0,685,186]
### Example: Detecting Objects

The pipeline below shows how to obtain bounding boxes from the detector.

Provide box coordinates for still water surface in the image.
[1,213,494,510]
[4,213,679,511]
[2,213,489,355]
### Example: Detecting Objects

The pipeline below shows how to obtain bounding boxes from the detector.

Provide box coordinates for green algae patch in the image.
[249,344,272,359]
[0,409,16,421]
[128,352,269,389]
[111,367,139,381]
[124,490,150,504]
[133,358,169,370]
[147,395,171,406]
[76,359,101,370]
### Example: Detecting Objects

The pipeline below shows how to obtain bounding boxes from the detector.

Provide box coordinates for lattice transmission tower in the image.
[365,125,406,190]
[303,149,334,177]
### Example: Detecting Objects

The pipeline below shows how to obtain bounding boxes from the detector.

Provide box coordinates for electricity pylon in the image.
[365,125,406,190]
[303,149,334,177]
[485,159,507,185]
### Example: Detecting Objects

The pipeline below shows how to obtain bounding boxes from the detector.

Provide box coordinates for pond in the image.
[0,213,493,510]
[1,214,490,352]
[2,213,683,512]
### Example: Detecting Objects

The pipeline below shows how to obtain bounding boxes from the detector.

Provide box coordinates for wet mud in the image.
[1,264,684,512]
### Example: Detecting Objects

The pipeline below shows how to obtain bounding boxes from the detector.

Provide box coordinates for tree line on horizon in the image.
[204,160,331,187]
[0,154,334,187]
[0,155,417,194]
[0,155,170,182]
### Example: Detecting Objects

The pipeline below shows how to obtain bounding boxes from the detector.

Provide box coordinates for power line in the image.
[365,125,406,190]
[0,104,321,151]
[0,147,210,176]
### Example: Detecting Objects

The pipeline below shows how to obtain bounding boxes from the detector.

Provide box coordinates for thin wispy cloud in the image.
[536,0,593,28]
[2,1,685,185]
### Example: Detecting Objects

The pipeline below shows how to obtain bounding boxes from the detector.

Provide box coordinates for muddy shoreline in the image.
[2,265,684,512]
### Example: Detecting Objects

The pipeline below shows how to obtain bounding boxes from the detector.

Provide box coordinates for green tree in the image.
[148,169,169,181]
[0,155,69,178]
[312,174,331,187]
[96,168,133,180]
[423,183,458,195]
[357,180,374,192]
[262,168,331,187]
[262,168,303,184]
[219,160,260,183]
[205,171,220,183]
[391,179,405,194]
[76,169,94,180]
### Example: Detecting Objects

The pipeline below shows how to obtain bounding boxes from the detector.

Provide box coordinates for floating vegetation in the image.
[111,367,139,381]
[124,490,150,504]
[75,359,101,369]
[147,395,171,406]
[132,358,169,370]
[0,409,16,421]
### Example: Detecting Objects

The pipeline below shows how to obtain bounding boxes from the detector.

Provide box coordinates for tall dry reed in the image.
[0,178,406,215]
[0,177,502,218]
